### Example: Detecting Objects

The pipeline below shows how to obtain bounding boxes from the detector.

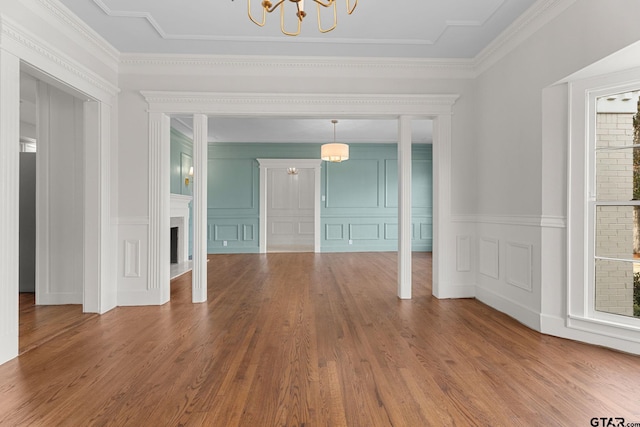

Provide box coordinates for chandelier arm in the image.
[311,0,335,8]
[316,1,337,33]
[346,0,357,14]
[265,0,286,13]
[247,0,268,26]
[280,3,303,36]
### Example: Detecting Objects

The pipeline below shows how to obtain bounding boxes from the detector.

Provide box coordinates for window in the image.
[568,69,640,342]
[593,90,640,321]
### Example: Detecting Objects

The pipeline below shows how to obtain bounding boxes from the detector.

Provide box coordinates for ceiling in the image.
[58,0,536,58]
[23,0,538,144]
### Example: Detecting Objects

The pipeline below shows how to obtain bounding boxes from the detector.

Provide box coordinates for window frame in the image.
[568,69,640,339]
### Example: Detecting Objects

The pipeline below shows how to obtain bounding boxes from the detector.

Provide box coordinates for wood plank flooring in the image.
[2,252,640,426]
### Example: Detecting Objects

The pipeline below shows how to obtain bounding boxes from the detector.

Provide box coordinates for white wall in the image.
[473,0,640,350]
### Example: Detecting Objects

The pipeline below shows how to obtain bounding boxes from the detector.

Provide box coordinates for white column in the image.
[148,112,171,304]
[258,163,268,254]
[432,114,451,298]
[398,116,412,299]
[192,114,208,303]
[314,164,322,253]
[83,101,116,313]
[0,50,20,364]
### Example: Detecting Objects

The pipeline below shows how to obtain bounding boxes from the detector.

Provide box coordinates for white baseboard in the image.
[475,286,541,331]
[36,293,83,305]
[541,314,640,355]
[117,289,168,306]
[433,284,476,299]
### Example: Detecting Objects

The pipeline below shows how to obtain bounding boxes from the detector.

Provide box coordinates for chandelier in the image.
[248,0,358,36]
[321,120,349,162]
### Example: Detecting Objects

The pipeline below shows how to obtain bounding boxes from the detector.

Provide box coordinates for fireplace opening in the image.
[170,226,178,264]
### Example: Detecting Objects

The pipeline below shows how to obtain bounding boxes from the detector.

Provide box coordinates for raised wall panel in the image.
[326,160,379,208]
[479,236,499,280]
[456,235,471,272]
[272,221,295,235]
[384,223,398,240]
[420,223,431,240]
[243,225,254,241]
[124,240,141,278]
[299,221,314,235]
[209,159,254,209]
[349,224,380,240]
[326,224,344,240]
[506,241,533,292]
[214,224,240,241]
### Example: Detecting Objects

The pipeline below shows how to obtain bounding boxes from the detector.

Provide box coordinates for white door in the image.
[266,168,314,252]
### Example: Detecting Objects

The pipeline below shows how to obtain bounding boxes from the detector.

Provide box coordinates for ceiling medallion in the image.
[248,0,357,36]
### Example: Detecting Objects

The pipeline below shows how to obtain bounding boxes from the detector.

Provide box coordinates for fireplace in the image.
[170,194,192,266]
[170,227,178,264]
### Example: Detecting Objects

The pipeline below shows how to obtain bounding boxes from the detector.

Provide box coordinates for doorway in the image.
[257,159,322,253]
[266,167,315,253]
[18,71,90,353]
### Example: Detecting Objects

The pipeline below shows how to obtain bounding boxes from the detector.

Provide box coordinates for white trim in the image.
[476,285,541,331]
[0,49,20,365]
[451,214,567,228]
[398,117,412,299]
[121,54,475,79]
[115,216,150,225]
[473,0,577,76]
[0,17,119,100]
[140,92,460,116]
[141,91,458,302]
[257,158,322,254]
[32,0,120,71]
[192,114,208,303]
[147,112,170,303]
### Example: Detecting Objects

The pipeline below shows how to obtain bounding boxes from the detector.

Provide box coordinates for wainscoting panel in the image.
[124,240,141,278]
[207,217,260,252]
[204,143,432,253]
[505,241,533,292]
[479,237,499,279]
[326,224,344,240]
[456,235,471,272]
[214,224,239,241]
[349,223,380,240]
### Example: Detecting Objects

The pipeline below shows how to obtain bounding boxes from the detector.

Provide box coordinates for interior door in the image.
[266,168,314,252]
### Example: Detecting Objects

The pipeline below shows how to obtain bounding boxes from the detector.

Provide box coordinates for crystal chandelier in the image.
[248,0,357,36]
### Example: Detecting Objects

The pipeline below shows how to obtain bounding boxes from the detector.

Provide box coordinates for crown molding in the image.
[140,91,460,116]
[472,0,577,76]
[120,54,475,79]
[1,17,119,99]
[29,0,120,73]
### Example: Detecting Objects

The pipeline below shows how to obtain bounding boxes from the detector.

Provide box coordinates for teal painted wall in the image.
[208,143,432,254]
[170,129,193,258]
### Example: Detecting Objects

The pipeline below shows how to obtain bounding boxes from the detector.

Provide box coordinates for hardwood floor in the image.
[2,252,640,426]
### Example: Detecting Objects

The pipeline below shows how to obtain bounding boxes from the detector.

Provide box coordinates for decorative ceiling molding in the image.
[472,0,577,76]
[34,0,120,72]
[120,54,475,79]
[92,0,502,47]
[1,17,120,100]
[140,91,460,117]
